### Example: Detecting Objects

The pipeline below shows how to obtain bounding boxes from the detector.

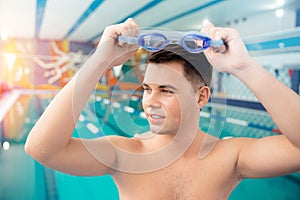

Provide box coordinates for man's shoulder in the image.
[218,136,258,150]
[209,137,259,162]
[221,136,258,145]
[201,136,258,159]
[102,134,143,152]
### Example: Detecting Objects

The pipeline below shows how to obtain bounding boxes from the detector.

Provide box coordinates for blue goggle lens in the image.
[138,33,168,51]
[180,34,210,53]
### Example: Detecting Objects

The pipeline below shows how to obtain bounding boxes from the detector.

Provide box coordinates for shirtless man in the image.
[25,18,300,199]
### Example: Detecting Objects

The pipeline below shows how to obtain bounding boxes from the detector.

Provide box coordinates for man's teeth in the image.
[151,115,163,119]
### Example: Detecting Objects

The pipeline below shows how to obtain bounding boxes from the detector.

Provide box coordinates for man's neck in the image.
[139,129,206,157]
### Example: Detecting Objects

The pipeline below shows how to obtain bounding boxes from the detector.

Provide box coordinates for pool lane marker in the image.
[124,106,134,113]
[86,123,100,134]
[226,117,248,126]
[140,112,146,118]
[112,102,121,108]
[200,111,279,134]
[78,114,85,122]
[78,113,103,136]
[95,96,146,118]
[102,99,110,105]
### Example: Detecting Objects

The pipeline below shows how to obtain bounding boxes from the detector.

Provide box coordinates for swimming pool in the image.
[0,90,299,200]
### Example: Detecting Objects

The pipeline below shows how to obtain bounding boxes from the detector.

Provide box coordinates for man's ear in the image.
[195,86,210,109]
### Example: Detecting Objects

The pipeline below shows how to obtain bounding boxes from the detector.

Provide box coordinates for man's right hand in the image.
[95,18,140,68]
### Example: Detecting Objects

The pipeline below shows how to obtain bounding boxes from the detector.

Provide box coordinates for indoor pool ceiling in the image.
[0,0,299,43]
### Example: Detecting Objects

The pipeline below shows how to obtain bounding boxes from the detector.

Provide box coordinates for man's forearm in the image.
[234,60,300,148]
[25,53,108,161]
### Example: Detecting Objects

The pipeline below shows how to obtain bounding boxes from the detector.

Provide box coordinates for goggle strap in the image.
[209,39,224,47]
[118,35,138,44]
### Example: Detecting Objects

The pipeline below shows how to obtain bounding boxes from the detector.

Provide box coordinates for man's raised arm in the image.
[202,23,300,178]
[25,19,139,176]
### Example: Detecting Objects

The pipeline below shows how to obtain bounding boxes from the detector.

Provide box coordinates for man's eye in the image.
[162,89,173,94]
[142,87,150,91]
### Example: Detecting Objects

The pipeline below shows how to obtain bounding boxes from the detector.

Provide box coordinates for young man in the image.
[25,18,300,199]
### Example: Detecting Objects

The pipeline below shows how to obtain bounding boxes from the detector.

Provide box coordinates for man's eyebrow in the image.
[142,83,178,90]
[159,85,177,90]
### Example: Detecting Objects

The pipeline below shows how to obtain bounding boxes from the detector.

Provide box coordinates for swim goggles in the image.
[118,29,225,53]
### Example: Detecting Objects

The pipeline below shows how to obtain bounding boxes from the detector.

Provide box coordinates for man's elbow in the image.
[24,141,34,157]
[24,139,49,164]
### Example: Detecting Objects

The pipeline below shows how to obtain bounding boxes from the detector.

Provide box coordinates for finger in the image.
[119,18,140,47]
[204,21,215,28]
[119,18,133,37]
[213,28,233,48]
[117,20,134,46]
[200,21,215,35]
[211,46,226,54]
[127,18,139,31]
[123,18,138,37]
[127,18,139,37]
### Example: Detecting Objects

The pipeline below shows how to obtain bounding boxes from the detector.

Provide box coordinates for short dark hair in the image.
[146,45,212,90]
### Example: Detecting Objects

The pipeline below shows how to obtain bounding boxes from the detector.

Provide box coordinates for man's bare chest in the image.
[116,159,234,200]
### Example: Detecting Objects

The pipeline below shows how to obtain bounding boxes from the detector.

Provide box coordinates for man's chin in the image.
[150,126,165,135]
[150,126,177,136]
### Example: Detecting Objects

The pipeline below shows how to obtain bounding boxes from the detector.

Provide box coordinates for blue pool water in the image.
[0,91,299,200]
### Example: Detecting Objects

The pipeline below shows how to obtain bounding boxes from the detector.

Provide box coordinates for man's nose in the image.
[144,91,161,108]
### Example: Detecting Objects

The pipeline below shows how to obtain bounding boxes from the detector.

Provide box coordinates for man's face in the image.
[142,62,199,136]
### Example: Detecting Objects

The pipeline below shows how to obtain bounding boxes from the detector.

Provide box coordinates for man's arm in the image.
[202,24,300,178]
[25,18,139,176]
[234,60,300,178]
